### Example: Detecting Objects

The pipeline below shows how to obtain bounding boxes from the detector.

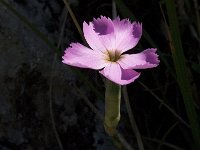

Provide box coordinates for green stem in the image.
[104,79,121,136]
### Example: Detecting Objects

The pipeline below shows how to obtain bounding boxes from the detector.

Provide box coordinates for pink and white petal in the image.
[99,62,141,85]
[92,16,116,51]
[118,48,160,69]
[121,69,141,84]
[113,18,142,54]
[93,16,114,35]
[98,33,116,52]
[83,22,106,53]
[62,43,107,70]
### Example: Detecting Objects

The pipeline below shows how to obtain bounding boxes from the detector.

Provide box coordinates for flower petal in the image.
[113,17,142,54]
[83,16,117,53]
[83,22,105,53]
[93,16,114,35]
[99,62,141,85]
[93,16,116,51]
[62,43,107,69]
[118,48,160,69]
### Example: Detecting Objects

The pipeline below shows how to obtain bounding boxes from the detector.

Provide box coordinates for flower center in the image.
[107,50,121,62]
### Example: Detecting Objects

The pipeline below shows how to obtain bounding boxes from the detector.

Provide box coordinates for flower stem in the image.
[104,79,121,136]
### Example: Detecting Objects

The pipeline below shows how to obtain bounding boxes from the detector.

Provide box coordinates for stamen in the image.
[107,50,120,62]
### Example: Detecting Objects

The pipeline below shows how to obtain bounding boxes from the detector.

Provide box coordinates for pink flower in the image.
[62,16,159,85]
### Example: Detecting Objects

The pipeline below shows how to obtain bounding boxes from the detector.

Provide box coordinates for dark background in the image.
[0,0,200,150]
